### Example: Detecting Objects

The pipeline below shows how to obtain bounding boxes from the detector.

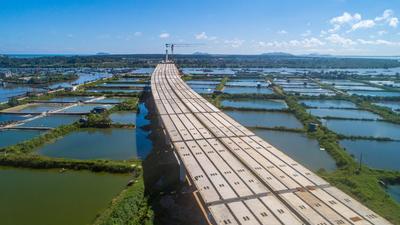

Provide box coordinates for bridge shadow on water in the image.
[140,92,207,225]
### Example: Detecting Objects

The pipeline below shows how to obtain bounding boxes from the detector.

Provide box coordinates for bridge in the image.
[151,63,392,225]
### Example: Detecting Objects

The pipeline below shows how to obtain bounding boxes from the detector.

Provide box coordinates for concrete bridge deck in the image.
[151,63,392,225]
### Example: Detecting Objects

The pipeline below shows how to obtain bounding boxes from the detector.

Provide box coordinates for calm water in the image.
[299,100,357,109]
[223,86,273,94]
[335,85,382,91]
[136,102,152,159]
[0,129,44,149]
[254,129,336,171]
[294,92,336,96]
[340,140,400,170]
[17,103,67,113]
[373,101,400,113]
[0,114,31,123]
[387,185,400,204]
[186,80,220,85]
[221,99,287,110]
[307,108,381,119]
[93,97,129,104]
[38,128,137,160]
[224,110,303,129]
[348,91,400,97]
[18,115,80,128]
[0,167,128,225]
[324,119,400,140]
[110,111,136,124]
[48,72,112,89]
[47,96,94,103]
[0,85,45,103]
[226,80,267,87]
[60,104,113,113]
[191,87,215,94]
[189,84,216,89]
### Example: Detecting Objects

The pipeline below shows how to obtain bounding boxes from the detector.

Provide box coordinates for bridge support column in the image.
[172,150,186,183]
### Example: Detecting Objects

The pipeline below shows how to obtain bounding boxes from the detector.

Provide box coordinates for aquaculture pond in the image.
[334,85,382,91]
[92,97,129,104]
[324,119,400,140]
[307,108,381,119]
[15,103,68,113]
[221,99,287,110]
[190,85,215,94]
[110,111,136,124]
[223,86,273,94]
[186,80,220,85]
[60,104,113,113]
[47,96,95,103]
[373,101,400,113]
[0,167,129,225]
[0,129,45,149]
[226,80,267,87]
[348,91,400,97]
[340,140,400,171]
[0,114,31,123]
[299,100,357,109]
[224,110,303,129]
[18,115,81,128]
[0,85,46,103]
[386,185,400,204]
[38,128,137,160]
[253,129,336,171]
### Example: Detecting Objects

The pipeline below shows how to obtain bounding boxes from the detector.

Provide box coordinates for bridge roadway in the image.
[151,63,392,225]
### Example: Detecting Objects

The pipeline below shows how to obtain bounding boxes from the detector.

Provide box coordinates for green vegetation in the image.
[93,175,153,225]
[0,154,136,173]
[215,77,228,91]
[110,98,139,112]
[2,54,400,68]
[7,97,20,107]
[82,114,112,128]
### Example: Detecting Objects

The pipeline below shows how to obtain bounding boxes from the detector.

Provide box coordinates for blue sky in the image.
[1,0,400,55]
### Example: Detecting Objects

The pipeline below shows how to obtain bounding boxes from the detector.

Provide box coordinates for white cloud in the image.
[159,33,170,39]
[326,34,356,46]
[194,32,217,41]
[378,30,387,36]
[350,20,375,31]
[257,37,324,49]
[224,38,245,48]
[389,17,399,28]
[375,9,393,22]
[277,30,288,35]
[195,32,208,40]
[134,32,142,36]
[375,9,398,28]
[358,38,400,46]
[330,12,361,25]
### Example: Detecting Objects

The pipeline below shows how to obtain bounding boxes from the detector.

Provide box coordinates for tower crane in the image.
[165,43,203,62]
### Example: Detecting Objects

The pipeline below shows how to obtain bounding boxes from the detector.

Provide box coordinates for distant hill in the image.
[192,52,210,55]
[96,52,111,55]
[302,53,333,57]
[261,52,293,57]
